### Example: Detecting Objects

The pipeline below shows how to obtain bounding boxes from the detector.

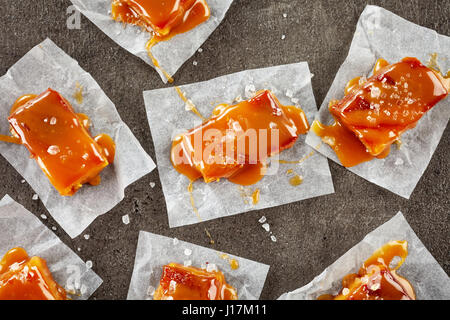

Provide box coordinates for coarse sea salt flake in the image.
[122,214,130,225]
[86,260,93,269]
[32,194,39,201]
[184,248,192,256]
[262,223,270,232]
[258,216,267,223]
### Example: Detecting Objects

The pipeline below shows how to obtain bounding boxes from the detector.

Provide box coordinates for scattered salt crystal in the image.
[51,226,57,231]
[185,99,195,111]
[291,98,299,104]
[258,216,267,223]
[49,117,57,125]
[21,179,25,184]
[86,260,93,269]
[193,61,198,66]
[122,214,130,225]
[150,182,156,188]
[198,48,203,53]
[32,194,39,201]
[281,34,286,40]
[83,234,90,240]
[270,235,277,242]
[147,285,155,296]
[184,260,192,267]
[173,238,179,245]
[77,247,81,252]
[342,288,350,296]
[283,13,287,18]
[262,223,270,232]
[80,284,88,295]
[47,145,60,155]
[245,84,256,98]
[395,158,404,166]
[40,214,47,220]
[184,248,192,256]
[285,89,293,98]
[206,263,218,272]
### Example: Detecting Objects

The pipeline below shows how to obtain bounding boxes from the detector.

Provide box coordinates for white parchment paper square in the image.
[144,62,334,228]
[0,195,102,300]
[0,38,156,238]
[305,5,450,199]
[127,231,270,300]
[279,212,450,300]
[70,0,234,82]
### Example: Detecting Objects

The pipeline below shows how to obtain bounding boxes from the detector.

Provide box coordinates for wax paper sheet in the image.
[0,39,156,238]
[279,212,450,300]
[70,0,234,82]
[127,231,270,300]
[144,62,334,228]
[0,195,102,299]
[305,5,450,199]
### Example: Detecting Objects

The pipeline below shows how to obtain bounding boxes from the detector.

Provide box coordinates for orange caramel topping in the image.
[318,241,415,300]
[153,263,238,300]
[312,57,449,167]
[0,247,67,300]
[7,89,115,196]
[171,90,310,186]
[111,0,210,82]
[112,0,210,41]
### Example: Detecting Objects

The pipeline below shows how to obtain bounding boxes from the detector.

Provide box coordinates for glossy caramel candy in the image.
[8,89,110,196]
[313,57,449,167]
[171,90,309,186]
[111,0,210,41]
[0,247,67,300]
[319,241,415,300]
[153,263,238,300]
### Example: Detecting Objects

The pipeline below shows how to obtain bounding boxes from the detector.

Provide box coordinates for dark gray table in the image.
[0,0,448,300]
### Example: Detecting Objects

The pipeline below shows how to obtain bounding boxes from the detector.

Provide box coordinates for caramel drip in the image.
[73,82,83,104]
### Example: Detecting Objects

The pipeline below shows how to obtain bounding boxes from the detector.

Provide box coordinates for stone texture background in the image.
[0,0,448,299]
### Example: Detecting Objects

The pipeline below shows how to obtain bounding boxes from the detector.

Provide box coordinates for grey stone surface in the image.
[0,0,448,300]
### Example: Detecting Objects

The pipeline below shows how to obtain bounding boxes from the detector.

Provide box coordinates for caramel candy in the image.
[0,247,67,300]
[8,89,111,196]
[171,90,309,186]
[154,263,238,300]
[313,57,449,167]
[318,241,415,300]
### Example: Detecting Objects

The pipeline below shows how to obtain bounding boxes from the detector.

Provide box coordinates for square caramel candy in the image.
[329,57,448,156]
[8,89,108,196]
[0,247,67,300]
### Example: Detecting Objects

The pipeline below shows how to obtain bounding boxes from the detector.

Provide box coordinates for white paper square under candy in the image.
[70,0,234,82]
[144,62,335,228]
[279,212,450,300]
[305,5,450,199]
[0,39,156,238]
[127,231,270,300]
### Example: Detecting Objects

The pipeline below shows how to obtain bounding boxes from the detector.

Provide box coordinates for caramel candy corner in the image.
[0,247,67,300]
